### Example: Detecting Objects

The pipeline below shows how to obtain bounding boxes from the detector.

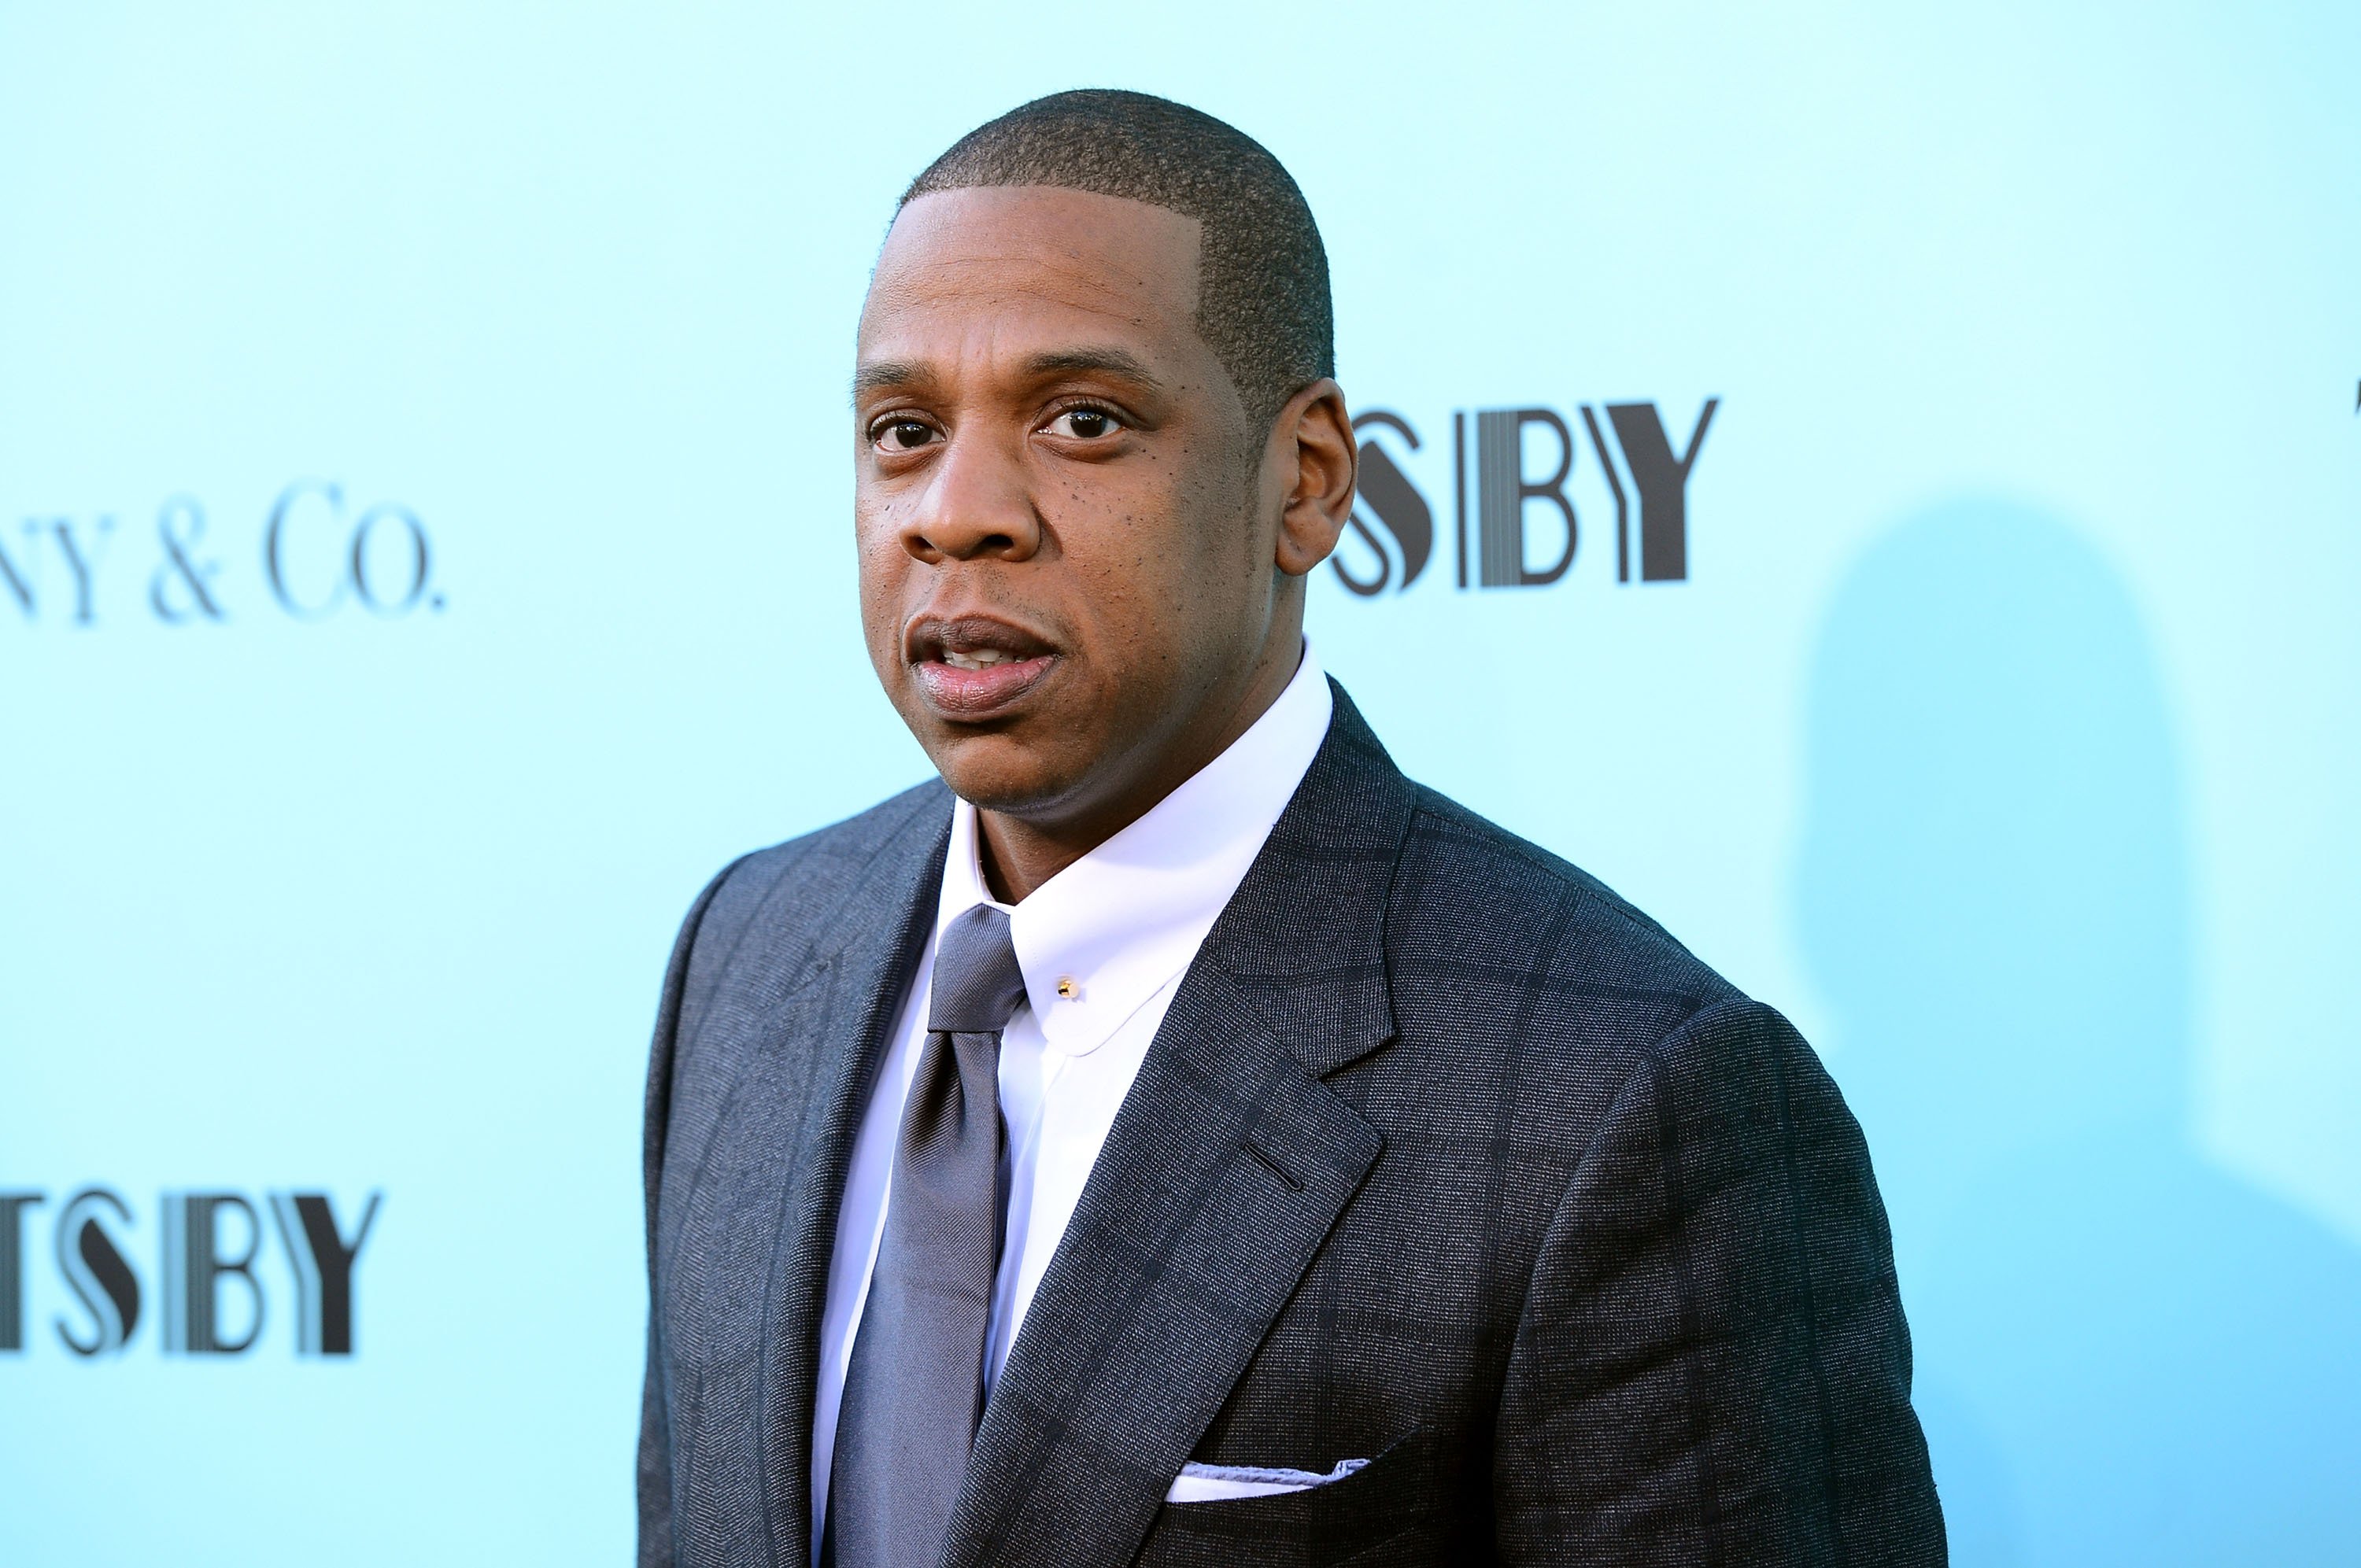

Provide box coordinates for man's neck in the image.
[974,635,1306,902]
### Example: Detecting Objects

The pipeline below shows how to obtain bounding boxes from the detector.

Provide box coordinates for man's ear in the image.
[1269,378,1355,577]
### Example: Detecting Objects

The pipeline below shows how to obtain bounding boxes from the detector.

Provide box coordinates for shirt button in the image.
[1055,976,1081,1000]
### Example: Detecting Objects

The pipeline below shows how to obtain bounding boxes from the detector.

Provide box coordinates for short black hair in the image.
[901,89,1333,430]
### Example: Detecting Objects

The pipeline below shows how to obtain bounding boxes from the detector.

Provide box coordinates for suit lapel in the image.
[661,785,952,1567]
[757,813,949,1563]
[940,687,1419,1568]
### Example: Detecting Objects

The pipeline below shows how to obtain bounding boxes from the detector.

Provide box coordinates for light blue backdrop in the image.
[3,4,2355,1563]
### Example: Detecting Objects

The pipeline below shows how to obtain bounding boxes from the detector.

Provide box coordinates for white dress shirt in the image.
[807,644,1335,1561]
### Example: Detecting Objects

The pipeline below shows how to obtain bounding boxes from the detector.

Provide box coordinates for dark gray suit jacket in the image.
[640,687,1945,1567]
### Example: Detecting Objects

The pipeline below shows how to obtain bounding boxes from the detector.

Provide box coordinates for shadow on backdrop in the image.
[1794,502,2361,1566]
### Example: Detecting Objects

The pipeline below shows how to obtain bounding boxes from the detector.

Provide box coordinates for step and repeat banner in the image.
[4,5,2355,1564]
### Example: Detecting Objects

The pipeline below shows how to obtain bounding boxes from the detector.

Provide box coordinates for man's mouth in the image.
[939,647,1023,671]
[907,615,1059,720]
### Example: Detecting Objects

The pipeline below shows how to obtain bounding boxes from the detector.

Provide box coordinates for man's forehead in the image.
[861,186,1203,342]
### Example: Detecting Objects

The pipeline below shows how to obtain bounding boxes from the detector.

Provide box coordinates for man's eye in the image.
[1047,408,1118,440]
[874,419,937,452]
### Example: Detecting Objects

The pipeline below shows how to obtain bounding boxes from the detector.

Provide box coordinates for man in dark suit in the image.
[639,90,1945,1567]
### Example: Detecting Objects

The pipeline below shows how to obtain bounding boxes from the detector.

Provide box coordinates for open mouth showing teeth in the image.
[910,614,1055,668]
[907,614,1059,718]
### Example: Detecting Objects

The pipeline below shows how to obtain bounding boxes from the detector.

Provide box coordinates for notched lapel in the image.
[935,684,1422,1568]
[755,810,951,1558]
[658,791,952,1568]
[941,967,1385,1568]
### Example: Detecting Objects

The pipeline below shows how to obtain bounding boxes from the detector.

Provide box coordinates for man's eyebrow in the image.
[849,348,1167,404]
[852,360,926,400]
[1022,348,1164,391]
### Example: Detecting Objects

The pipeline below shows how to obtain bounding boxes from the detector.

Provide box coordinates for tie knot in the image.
[927,903,1027,1034]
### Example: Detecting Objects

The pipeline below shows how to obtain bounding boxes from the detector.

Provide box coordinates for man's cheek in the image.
[853,532,907,611]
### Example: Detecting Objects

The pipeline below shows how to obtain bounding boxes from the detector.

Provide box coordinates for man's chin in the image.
[923,732,1093,820]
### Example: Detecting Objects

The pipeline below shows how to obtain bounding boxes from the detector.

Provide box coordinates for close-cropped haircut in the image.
[901,90,1333,430]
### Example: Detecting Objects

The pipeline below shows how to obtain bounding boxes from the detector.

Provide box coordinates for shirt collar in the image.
[933,642,1334,1058]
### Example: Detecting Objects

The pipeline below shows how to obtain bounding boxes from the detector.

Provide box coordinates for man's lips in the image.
[907,615,1059,721]
[914,651,1057,718]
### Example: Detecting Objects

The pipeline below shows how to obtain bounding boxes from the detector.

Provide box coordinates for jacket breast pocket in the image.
[1133,1427,1436,1568]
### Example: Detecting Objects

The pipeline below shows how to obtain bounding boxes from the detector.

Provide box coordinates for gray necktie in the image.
[826,903,1026,1568]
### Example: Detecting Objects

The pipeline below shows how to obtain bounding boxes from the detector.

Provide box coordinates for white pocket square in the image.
[1163,1457,1370,1503]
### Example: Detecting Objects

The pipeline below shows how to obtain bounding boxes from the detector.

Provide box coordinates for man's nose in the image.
[903,431,1043,564]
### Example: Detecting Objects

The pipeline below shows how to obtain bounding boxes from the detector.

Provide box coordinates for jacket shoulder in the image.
[707,777,948,914]
[1376,787,1789,1244]
[671,778,951,1014]
[1394,784,1740,1024]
